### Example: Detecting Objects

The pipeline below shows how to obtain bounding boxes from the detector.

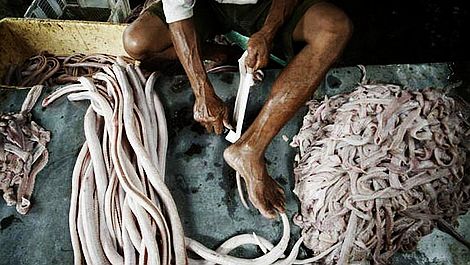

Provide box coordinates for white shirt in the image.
[162,0,259,23]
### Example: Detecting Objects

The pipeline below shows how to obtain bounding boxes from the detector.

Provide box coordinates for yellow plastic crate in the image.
[0,18,128,87]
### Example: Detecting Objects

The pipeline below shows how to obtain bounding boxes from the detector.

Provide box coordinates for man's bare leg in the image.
[123,12,234,69]
[123,11,177,63]
[224,2,353,218]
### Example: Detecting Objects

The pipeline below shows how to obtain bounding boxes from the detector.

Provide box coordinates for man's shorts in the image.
[146,0,324,62]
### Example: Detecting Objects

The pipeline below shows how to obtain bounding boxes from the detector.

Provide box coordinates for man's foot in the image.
[223,144,286,219]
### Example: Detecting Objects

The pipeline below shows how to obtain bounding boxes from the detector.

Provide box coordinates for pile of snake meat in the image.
[291,80,470,264]
[0,85,50,214]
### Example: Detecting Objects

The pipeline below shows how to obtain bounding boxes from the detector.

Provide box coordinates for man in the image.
[123,0,352,219]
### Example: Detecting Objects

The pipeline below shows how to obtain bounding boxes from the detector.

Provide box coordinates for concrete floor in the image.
[0,63,469,264]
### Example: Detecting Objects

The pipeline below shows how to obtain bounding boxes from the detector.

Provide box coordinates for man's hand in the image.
[245,0,298,71]
[169,19,231,134]
[245,31,272,71]
[193,91,231,135]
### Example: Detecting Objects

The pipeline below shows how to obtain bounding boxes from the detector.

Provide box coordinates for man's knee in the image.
[122,13,172,60]
[123,25,147,60]
[300,3,353,43]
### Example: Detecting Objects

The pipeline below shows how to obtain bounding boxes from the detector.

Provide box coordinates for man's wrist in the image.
[193,81,216,99]
[258,27,277,42]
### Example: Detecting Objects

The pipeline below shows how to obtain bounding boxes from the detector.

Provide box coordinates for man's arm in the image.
[246,0,299,70]
[169,19,230,134]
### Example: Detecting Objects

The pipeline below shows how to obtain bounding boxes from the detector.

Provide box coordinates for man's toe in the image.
[274,200,286,213]
[260,207,277,219]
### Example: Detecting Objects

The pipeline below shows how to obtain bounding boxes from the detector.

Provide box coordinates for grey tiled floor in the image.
[0,63,468,264]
